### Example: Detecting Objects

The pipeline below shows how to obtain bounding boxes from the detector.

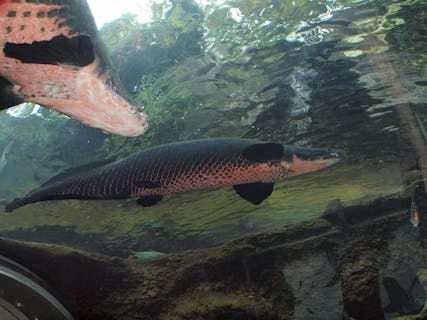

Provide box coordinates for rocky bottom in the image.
[0,196,426,320]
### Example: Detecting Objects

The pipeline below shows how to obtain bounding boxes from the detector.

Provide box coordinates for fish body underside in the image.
[5,138,343,212]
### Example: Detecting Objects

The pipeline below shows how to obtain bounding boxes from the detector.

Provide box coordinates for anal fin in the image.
[233,182,274,205]
[137,195,163,207]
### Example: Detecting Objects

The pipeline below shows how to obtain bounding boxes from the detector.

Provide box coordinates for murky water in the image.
[1,0,423,252]
[0,0,426,318]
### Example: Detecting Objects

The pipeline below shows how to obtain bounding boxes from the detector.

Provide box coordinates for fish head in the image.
[60,56,149,137]
[20,38,150,137]
[279,145,344,177]
[0,0,149,137]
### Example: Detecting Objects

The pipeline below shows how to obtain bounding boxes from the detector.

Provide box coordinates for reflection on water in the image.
[0,140,13,173]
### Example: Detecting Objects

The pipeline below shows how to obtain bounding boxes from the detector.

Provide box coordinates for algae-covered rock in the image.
[0,196,425,319]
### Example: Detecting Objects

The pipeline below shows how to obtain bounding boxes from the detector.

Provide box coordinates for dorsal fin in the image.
[40,158,116,187]
[241,143,284,162]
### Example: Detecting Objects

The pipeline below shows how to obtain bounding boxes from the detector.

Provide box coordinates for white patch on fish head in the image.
[26,58,149,137]
[73,60,149,136]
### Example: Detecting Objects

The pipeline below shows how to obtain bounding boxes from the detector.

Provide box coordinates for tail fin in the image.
[5,198,29,212]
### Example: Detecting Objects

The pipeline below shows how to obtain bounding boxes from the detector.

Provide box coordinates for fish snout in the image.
[323,148,346,160]
[278,145,344,177]
[283,145,345,162]
[73,66,149,137]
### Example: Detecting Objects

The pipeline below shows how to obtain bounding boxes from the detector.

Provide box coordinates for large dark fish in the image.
[5,138,343,212]
[0,0,148,136]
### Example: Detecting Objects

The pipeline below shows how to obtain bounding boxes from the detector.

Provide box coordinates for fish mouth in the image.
[31,62,150,137]
[283,145,345,162]
[281,145,344,177]
[72,63,150,137]
[37,95,149,137]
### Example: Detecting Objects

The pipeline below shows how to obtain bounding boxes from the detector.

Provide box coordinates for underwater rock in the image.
[0,196,426,319]
[283,254,343,319]
[381,275,425,318]
[378,209,427,319]
[340,236,386,320]
[0,239,127,320]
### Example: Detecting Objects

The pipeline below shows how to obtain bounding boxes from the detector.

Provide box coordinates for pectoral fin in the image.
[233,182,274,205]
[136,195,163,207]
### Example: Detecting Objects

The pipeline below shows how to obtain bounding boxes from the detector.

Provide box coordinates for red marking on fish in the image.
[409,195,421,227]
[283,155,340,178]
[5,138,344,212]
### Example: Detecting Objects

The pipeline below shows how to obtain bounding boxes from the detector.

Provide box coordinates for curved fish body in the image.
[5,138,344,212]
[0,0,148,136]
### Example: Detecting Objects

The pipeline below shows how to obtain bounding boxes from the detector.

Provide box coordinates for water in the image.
[0,0,426,319]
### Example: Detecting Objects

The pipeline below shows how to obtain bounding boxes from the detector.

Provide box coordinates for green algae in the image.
[94,0,427,161]
[261,52,286,64]
[1,202,422,319]
[166,1,202,32]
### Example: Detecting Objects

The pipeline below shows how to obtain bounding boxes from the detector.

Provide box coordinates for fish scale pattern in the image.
[26,138,283,201]
[5,138,342,212]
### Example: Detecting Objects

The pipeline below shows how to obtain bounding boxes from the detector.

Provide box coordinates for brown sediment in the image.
[0,196,425,319]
